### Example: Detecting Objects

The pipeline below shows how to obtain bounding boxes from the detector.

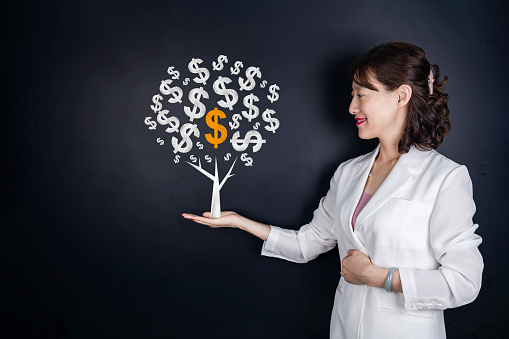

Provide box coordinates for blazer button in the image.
[415,302,424,309]
[435,302,444,309]
[425,302,434,309]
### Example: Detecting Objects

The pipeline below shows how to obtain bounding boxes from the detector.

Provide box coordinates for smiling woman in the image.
[183,41,483,339]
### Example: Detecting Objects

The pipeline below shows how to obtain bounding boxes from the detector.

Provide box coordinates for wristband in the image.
[385,267,398,293]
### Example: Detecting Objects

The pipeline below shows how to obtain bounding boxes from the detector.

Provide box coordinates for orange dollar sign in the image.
[205,108,228,148]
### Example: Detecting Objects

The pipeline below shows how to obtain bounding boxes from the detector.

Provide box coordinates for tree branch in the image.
[219,157,237,189]
[186,158,215,181]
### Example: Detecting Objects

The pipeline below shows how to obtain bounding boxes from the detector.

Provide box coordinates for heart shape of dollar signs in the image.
[143,55,281,218]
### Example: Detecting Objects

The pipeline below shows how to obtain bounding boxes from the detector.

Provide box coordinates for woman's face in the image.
[349,75,407,143]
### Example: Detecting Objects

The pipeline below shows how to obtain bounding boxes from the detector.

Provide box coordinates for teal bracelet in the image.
[385,267,398,293]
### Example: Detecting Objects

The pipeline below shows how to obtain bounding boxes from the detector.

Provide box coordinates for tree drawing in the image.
[144,55,280,218]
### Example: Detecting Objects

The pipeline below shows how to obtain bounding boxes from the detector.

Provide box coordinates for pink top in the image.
[351,192,373,230]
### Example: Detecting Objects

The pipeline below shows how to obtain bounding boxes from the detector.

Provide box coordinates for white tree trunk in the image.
[210,180,221,218]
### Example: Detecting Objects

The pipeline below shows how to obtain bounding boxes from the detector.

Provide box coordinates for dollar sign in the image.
[260,80,267,88]
[184,87,209,121]
[262,108,280,134]
[205,155,212,163]
[224,153,231,161]
[196,142,204,149]
[205,108,228,148]
[213,76,238,111]
[267,84,280,103]
[188,58,210,85]
[157,110,180,133]
[230,130,266,153]
[150,94,163,113]
[183,78,190,85]
[171,123,200,154]
[229,113,242,130]
[241,153,253,166]
[157,138,164,145]
[174,155,180,163]
[190,155,197,163]
[230,61,243,75]
[212,55,228,71]
[253,122,260,130]
[241,93,260,122]
[167,66,180,80]
[239,66,262,91]
[160,79,183,104]
[144,117,157,130]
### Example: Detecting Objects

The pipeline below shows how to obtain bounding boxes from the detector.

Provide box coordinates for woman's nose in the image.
[349,97,358,115]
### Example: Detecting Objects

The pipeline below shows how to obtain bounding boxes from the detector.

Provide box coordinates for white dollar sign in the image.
[224,153,231,161]
[230,130,266,153]
[230,61,243,75]
[183,78,190,85]
[174,155,180,163]
[160,79,183,104]
[229,113,242,130]
[262,108,280,134]
[157,138,164,145]
[144,117,157,130]
[239,66,262,91]
[260,80,267,88]
[253,122,260,130]
[241,153,253,166]
[196,141,204,149]
[212,55,228,71]
[205,155,212,163]
[241,93,260,122]
[150,94,163,113]
[213,76,238,111]
[184,87,209,121]
[171,123,200,154]
[190,155,197,163]
[267,84,280,103]
[157,110,180,133]
[167,66,180,80]
[188,58,210,85]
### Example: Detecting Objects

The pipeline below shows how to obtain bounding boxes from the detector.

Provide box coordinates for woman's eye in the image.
[357,94,364,98]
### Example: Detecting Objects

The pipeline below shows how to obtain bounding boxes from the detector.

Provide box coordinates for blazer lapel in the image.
[353,145,430,232]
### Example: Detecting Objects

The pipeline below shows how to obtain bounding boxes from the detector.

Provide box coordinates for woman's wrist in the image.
[365,265,389,288]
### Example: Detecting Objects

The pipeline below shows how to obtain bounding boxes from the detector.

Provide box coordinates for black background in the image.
[3,1,508,338]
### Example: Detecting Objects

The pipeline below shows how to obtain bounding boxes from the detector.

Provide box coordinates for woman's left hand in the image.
[340,249,373,285]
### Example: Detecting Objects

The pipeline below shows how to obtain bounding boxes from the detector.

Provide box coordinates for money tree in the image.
[144,55,280,218]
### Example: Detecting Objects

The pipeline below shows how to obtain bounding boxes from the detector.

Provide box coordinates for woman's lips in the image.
[355,118,367,126]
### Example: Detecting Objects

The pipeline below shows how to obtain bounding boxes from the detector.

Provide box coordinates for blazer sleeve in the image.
[260,164,342,263]
[399,165,484,311]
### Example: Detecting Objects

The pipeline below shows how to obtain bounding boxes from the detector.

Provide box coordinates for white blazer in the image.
[261,144,483,339]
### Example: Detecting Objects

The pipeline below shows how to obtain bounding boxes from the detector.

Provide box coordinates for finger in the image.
[182,213,197,220]
[347,249,357,256]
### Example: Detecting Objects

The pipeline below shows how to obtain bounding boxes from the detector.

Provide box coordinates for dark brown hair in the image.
[349,41,450,153]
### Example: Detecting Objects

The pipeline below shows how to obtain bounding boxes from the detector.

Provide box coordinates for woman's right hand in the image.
[182,211,271,241]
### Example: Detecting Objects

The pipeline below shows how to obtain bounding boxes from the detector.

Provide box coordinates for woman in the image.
[182,41,483,339]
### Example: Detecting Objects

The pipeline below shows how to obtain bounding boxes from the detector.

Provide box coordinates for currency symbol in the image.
[224,153,231,161]
[174,155,180,163]
[241,93,260,122]
[171,123,200,154]
[190,155,197,163]
[205,108,228,148]
[260,80,267,88]
[213,76,238,111]
[262,108,280,134]
[253,122,260,130]
[188,58,210,85]
[157,110,180,133]
[267,84,280,103]
[230,61,243,75]
[184,87,209,121]
[212,55,228,71]
[229,113,242,130]
[157,138,164,145]
[196,142,204,149]
[183,78,190,85]
[230,130,266,153]
[205,155,212,163]
[239,66,262,91]
[241,153,253,166]
[151,94,163,113]
[160,79,183,103]
[167,66,180,80]
[144,117,157,130]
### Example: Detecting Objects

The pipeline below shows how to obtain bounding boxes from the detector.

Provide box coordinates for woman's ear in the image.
[397,84,412,106]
